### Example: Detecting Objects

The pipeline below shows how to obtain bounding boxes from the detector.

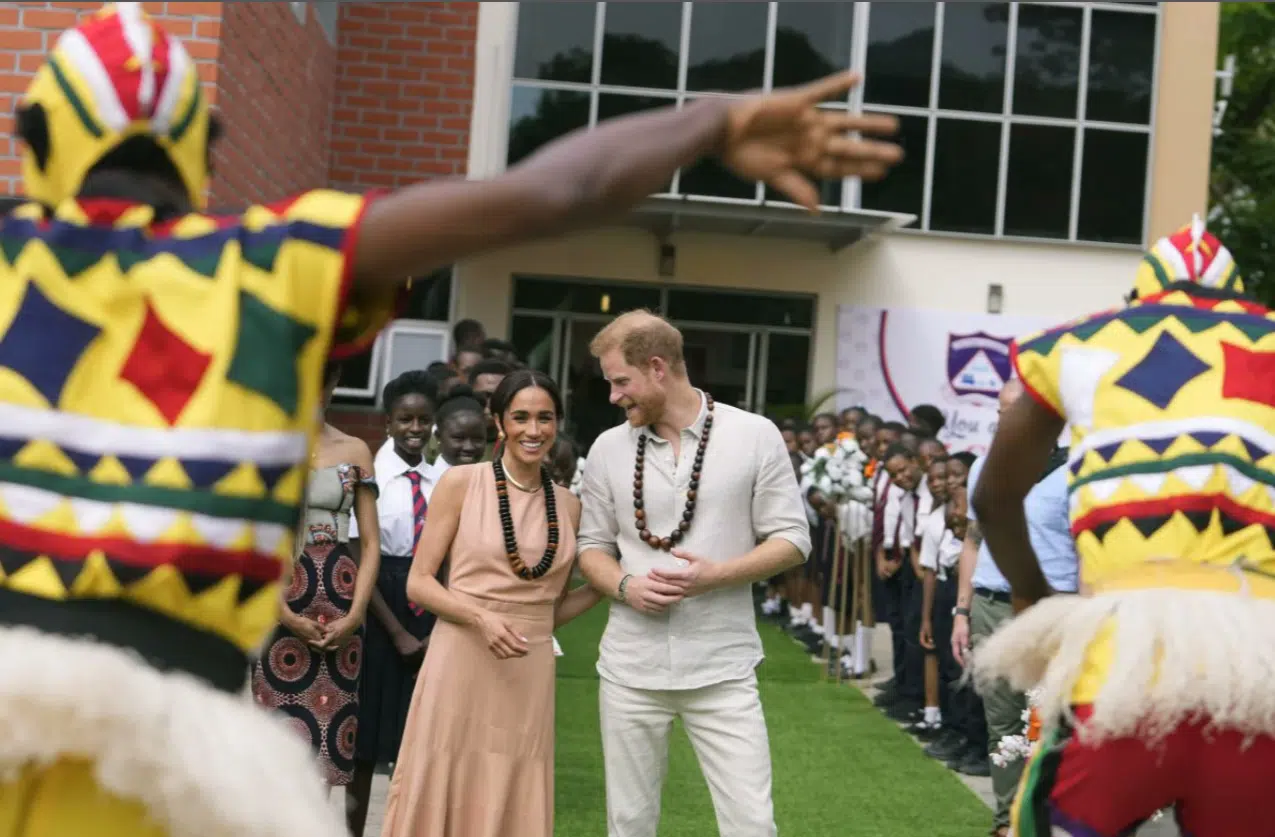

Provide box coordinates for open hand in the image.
[951,614,971,667]
[476,610,528,659]
[649,550,718,598]
[622,574,686,615]
[722,71,902,211]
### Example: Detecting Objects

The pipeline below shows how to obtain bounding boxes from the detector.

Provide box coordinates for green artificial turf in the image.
[553,603,989,836]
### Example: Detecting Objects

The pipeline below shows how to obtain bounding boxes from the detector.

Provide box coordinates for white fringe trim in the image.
[0,626,348,837]
[971,589,1275,744]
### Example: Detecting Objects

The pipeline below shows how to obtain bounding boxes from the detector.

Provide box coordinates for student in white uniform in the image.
[915,457,951,734]
[347,375,487,834]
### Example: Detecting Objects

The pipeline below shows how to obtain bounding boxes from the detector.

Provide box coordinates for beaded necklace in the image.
[493,455,559,579]
[633,393,714,551]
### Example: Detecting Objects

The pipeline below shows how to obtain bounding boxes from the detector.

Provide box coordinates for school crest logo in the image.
[946,332,1013,398]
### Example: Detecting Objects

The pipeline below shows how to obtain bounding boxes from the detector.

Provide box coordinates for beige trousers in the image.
[599,674,777,837]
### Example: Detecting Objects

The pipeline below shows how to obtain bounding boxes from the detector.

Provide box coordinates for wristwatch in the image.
[617,574,633,603]
[954,606,971,618]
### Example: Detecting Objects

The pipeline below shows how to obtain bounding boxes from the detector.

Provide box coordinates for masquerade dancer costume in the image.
[974,220,1275,837]
[0,6,394,837]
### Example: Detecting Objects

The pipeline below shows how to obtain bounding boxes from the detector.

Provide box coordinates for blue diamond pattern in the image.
[1115,332,1211,410]
[1095,442,1124,461]
[1244,439,1270,462]
[62,447,100,475]
[0,282,100,407]
[1189,431,1227,448]
[116,454,158,481]
[181,459,238,490]
[1141,436,1176,455]
[0,436,24,461]
[258,463,293,493]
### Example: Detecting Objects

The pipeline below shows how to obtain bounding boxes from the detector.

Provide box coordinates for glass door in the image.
[558,317,624,452]
[754,331,812,421]
[679,328,755,412]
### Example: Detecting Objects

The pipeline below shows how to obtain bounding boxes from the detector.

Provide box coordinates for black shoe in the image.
[925,732,967,761]
[803,636,825,656]
[907,719,943,740]
[886,701,922,723]
[952,750,991,777]
[872,688,899,708]
[877,676,897,692]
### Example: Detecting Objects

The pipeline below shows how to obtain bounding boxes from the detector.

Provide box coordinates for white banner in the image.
[835,305,1065,455]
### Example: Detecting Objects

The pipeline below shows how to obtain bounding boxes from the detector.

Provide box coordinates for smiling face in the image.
[927,460,949,504]
[946,488,968,540]
[385,392,433,464]
[436,410,487,466]
[918,438,946,469]
[885,452,921,492]
[599,348,668,428]
[812,415,837,445]
[945,458,969,495]
[798,430,817,457]
[497,385,558,468]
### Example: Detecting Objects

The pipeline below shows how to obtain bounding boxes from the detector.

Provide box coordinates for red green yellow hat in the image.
[1133,214,1244,298]
[20,2,210,208]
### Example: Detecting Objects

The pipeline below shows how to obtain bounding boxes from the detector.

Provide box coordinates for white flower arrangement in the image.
[569,457,585,497]
[800,435,874,505]
[990,687,1043,768]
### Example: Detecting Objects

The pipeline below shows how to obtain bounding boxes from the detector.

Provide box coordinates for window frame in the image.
[501,1,1162,248]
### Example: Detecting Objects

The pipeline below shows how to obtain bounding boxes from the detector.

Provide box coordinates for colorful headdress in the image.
[19,3,209,209]
[1133,215,1244,299]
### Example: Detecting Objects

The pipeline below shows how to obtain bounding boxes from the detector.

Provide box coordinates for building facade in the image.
[0,2,1219,451]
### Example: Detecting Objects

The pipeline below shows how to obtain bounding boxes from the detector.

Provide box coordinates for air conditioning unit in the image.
[377,319,451,407]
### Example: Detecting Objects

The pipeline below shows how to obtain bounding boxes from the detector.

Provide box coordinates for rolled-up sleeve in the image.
[751,423,812,559]
[576,438,619,558]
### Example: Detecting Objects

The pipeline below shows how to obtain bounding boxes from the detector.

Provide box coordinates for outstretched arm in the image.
[350,71,901,290]
[970,393,1065,610]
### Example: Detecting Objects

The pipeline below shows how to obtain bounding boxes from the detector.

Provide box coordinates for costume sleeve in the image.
[752,422,813,559]
[256,190,402,362]
[1010,324,1069,419]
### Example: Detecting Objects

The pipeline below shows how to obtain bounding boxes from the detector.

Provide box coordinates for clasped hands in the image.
[285,610,362,652]
[623,549,717,615]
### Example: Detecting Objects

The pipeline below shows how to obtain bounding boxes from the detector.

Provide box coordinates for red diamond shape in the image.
[119,302,212,425]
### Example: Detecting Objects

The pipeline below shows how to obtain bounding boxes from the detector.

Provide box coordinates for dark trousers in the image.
[932,573,967,720]
[874,551,925,703]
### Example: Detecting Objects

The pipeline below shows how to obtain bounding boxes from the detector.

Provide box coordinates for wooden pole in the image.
[820,519,840,680]
[833,516,851,685]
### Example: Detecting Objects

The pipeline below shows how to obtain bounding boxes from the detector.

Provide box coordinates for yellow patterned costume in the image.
[973,217,1275,745]
[0,6,394,837]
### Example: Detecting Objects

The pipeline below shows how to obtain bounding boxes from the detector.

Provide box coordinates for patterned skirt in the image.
[252,541,364,786]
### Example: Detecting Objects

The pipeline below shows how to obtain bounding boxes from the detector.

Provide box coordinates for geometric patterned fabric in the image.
[1013,283,1275,586]
[0,190,394,653]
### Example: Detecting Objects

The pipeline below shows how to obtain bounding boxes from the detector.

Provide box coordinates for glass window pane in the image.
[510,315,557,376]
[937,3,1009,113]
[681,330,753,412]
[599,2,681,90]
[513,278,662,317]
[667,290,814,329]
[1012,4,1082,119]
[1003,124,1075,240]
[402,266,453,322]
[686,2,768,92]
[507,86,590,167]
[860,114,927,217]
[513,3,595,83]
[863,2,936,108]
[1077,129,1148,245]
[762,333,811,418]
[929,118,1000,235]
[1086,11,1156,124]
[773,2,854,90]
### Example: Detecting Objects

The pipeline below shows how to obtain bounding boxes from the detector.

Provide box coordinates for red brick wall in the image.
[329,406,385,453]
[208,1,336,206]
[328,1,476,191]
[0,2,223,197]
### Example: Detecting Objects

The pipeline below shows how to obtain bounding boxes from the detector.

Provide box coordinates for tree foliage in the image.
[1211,3,1275,304]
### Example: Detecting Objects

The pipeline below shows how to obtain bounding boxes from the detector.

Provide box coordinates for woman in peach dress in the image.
[381,369,603,837]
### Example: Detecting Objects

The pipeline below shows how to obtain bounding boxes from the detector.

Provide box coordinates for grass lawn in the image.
[553,603,988,836]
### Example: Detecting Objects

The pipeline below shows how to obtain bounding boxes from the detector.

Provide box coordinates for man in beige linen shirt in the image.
[578,311,812,837]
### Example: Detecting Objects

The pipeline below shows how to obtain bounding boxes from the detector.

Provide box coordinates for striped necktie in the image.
[406,470,427,617]
[406,471,427,551]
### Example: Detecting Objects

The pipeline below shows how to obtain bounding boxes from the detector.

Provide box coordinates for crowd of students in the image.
[759,406,993,777]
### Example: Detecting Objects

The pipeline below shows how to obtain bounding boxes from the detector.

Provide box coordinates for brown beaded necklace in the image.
[493,455,559,579]
[633,393,714,551]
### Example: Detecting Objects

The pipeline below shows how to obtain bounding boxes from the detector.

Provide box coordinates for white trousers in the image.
[599,674,777,837]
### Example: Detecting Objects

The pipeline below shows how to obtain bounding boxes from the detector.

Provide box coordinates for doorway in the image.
[508,278,815,452]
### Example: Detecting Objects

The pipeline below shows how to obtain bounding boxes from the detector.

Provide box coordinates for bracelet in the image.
[954,606,971,618]
[617,573,633,603]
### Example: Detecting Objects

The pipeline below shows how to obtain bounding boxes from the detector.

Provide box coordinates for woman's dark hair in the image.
[812,412,837,425]
[489,369,563,420]
[951,451,977,470]
[381,370,436,414]
[435,383,485,425]
[468,358,513,384]
[910,404,946,434]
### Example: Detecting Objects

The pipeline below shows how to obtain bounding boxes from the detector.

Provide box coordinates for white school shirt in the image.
[913,479,933,540]
[882,483,916,550]
[917,505,948,572]
[935,529,963,580]
[348,439,447,556]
